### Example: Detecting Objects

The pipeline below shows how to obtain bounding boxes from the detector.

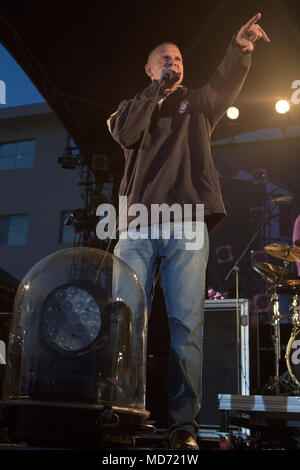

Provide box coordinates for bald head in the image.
[145,42,184,91]
[147,42,180,65]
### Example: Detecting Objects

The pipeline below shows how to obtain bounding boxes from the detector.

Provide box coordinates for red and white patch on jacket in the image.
[178,100,190,114]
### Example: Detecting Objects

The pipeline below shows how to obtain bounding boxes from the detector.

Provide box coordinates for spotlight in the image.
[41,283,102,353]
[58,155,77,169]
[226,106,239,120]
[58,147,85,169]
[251,168,269,185]
[0,248,152,448]
[275,99,290,114]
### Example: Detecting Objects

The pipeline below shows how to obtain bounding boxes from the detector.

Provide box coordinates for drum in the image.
[286,328,300,388]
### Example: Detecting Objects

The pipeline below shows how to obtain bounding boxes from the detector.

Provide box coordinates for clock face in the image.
[42,285,101,352]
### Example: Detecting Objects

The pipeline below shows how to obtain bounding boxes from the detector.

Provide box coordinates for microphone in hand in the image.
[159,69,181,90]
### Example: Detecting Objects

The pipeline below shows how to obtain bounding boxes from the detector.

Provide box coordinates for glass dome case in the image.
[2,247,148,416]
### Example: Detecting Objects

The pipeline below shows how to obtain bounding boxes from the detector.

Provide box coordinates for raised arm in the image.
[202,12,270,130]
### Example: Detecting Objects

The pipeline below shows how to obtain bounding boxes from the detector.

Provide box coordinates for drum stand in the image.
[289,293,300,332]
[285,293,300,392]
[266,288,300,395]
[265,287,286,395]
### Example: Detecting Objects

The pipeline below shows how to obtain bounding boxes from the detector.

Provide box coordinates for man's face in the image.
[145,43,184,91]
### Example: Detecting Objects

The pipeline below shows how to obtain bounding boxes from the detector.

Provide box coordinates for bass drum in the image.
[286,328,300,388]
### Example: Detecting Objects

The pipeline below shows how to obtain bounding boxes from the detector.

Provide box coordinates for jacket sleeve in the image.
[201,37,252,131]
[107,80,162,149]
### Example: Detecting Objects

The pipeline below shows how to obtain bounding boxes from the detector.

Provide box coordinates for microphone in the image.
[270,195,294,203]
[159,69,181,86]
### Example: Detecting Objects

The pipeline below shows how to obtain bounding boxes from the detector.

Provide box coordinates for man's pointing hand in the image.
[236,12,270,52]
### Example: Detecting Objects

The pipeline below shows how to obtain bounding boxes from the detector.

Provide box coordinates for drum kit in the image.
[252,241,300,395]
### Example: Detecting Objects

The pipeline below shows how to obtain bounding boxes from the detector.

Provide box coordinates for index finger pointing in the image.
[244,12,262,28]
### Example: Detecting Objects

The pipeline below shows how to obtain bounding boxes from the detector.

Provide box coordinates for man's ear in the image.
[145,63,153,79]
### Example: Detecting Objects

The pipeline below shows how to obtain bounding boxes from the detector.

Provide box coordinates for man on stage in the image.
[107,13,270,450]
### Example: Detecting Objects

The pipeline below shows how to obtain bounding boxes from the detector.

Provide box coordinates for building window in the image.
[60,211,80,244]
[0,214,29,246]
[0,140,35,170]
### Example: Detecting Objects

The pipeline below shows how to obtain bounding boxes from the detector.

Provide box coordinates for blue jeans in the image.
[114,222,209,437]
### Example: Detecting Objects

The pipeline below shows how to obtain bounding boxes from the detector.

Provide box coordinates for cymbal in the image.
[252,262,300,288]
[264,243,300,262]
[295,239,300,248]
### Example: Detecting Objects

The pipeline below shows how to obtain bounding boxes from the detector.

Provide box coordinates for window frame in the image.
[0,213,29,247]
[0,139,36,171]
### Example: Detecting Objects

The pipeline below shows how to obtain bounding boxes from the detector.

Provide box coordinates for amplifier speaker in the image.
[197,299,249,431]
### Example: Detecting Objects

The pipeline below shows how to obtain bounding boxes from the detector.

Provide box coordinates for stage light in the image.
[58,155,76,169]
[226,106,239,120]
[41,284,101,353]
[0,248,152,448]
[251,168,269,185]
[275,99,290,114]
[58,147,85,169]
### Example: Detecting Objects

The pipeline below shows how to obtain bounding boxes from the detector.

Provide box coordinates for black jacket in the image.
[108,40,251,232]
